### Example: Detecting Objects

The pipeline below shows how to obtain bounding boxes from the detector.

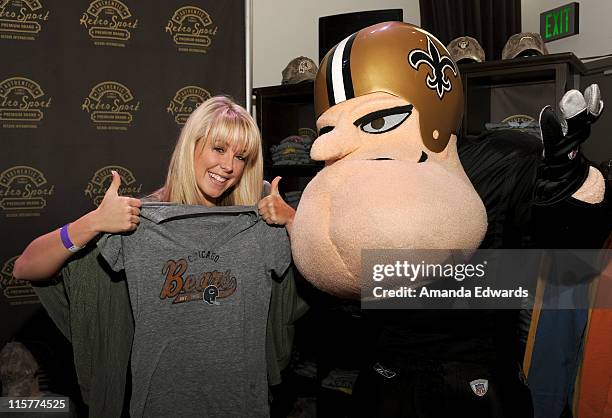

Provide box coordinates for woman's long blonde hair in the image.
[155,96,263,206]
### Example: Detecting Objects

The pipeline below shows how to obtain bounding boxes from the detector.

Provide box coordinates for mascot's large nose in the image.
[311,126,357,162]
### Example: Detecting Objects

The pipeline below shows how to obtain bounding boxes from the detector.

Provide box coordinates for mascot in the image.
[259,21,609,417]
[292,22,487,298]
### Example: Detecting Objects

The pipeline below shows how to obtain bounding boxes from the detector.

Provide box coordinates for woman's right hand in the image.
[91,170,142,233]
[12,170,142,281]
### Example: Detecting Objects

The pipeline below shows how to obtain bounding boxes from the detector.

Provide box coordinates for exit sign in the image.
[540,2,579,42]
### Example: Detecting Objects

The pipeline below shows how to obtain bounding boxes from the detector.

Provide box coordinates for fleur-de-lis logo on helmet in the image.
[408,36,458,99]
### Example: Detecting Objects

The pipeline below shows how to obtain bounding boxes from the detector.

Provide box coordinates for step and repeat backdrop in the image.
[0,0,247,395]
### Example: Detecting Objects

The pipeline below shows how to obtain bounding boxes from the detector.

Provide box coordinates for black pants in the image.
[351,359,533,418]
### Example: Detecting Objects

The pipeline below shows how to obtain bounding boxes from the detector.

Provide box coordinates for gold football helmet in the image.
[315,21,464,153]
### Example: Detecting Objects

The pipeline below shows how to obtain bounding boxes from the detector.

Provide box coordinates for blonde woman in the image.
[14,96,291,418]
[14,96,265,278]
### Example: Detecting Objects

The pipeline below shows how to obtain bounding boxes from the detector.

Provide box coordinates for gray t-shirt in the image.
[97,203,291,418]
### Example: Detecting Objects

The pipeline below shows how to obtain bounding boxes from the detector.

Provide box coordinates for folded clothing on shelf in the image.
[270,135,315,165]
[484,114,541,139]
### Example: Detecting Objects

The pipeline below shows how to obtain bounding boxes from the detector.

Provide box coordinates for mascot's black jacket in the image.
[352,129,611,418]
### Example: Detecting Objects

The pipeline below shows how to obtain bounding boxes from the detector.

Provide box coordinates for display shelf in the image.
[254,81,319,199]
[580,55,612,166]
[458,52,584,138]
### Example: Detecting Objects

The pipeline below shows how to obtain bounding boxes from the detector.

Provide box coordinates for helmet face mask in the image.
[315,21,464,153]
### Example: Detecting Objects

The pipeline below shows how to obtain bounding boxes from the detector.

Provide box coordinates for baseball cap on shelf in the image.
[447,36,485,63]
[282,56,318,84]
[298,127,317,140]
[502,32,548,60]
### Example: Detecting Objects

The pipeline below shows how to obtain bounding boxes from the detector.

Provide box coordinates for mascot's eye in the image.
[354,105,413,134]
[370,118,385,130]
[361,114,409,134]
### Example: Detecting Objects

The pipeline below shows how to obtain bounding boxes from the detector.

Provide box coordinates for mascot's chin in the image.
[291,159,487,298]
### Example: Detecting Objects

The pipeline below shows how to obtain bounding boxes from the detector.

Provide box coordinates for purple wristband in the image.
[60,224,82,253]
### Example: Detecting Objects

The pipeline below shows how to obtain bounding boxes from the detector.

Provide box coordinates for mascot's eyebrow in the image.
[353,105,413,127]
[318,126,334,136]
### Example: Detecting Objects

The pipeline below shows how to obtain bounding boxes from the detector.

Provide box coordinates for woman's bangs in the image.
[209,115,258,160]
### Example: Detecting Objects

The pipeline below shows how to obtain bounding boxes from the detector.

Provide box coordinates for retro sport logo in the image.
[80,0,138,47]
[167,85,211,125]
[165,6,218,53]
[0,165,54,217]
[84,165,142,206]
[0,0,49,41]
[0,77,51,129]
[81,81,140,130]
[1,256,39,305]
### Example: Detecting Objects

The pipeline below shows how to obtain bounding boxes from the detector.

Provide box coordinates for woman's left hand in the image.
[258,176,296,230]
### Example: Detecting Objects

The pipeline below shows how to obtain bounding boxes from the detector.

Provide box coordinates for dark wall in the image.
[419,0,521,60]
[0,0,246,398]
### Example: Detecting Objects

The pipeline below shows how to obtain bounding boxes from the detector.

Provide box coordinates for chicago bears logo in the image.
[408,36,457,99]
[203,285,219,305]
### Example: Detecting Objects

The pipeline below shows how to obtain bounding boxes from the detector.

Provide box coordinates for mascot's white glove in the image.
[535,84,604,205]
